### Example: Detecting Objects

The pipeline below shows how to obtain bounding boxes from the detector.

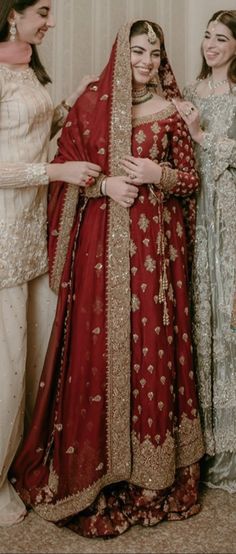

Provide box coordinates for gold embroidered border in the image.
[175,413,205,468]
[132,105,176,128]
[130,414,204,490]
[105,22,133,477]
[131,430,175,489]
[34,416,204,521]
[50,184,79,294]
[35,469,131,521]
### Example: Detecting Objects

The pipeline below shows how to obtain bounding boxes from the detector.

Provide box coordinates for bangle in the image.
[100,177,107,195]
[61,99,72,112]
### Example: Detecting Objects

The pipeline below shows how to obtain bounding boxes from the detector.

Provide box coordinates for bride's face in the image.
[130,33,161,88]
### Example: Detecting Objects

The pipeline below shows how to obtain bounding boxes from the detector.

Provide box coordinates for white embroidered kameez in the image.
[0,65,63,524]
[184,83,236,493]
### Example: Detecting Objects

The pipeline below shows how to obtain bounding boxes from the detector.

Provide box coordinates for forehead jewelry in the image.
[211,11,231,31]
[145,22,157,44]
[215,10,231,20]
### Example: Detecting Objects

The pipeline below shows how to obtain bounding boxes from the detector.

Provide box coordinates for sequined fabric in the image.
[184,83,236,490]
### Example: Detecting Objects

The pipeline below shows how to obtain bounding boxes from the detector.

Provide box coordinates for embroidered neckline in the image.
[132,104,176,127]
[0,64,38,83]
[192,80,236,100]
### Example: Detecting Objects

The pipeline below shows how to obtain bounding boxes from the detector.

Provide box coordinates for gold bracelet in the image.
[61,99,72,112]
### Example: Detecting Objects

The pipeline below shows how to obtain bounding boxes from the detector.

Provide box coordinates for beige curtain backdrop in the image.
[40,0,236,127]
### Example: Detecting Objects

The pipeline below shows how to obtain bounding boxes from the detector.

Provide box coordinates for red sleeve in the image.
[160,111,200,197]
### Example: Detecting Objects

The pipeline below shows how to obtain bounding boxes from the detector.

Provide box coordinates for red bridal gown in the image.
[10,106,204,537]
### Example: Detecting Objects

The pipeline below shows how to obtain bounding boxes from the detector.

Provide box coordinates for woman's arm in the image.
[0,161,101,189]
[174,97,236,180]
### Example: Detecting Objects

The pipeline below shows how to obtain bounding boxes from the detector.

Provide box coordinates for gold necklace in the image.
[132,86,153,105]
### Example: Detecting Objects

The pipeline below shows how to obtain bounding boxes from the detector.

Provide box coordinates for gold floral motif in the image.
[144,255,156,272]
[169,245,178,261]
[176,221,183,237]
[94,263,103,271]
[92,327,101,335]
[130,239,137,256]
[131,294,141,312]
[151,121,160,134]
[134,129,146,144]
[149,142,159,160]
[138,213,150,232]
[163,207,171,223]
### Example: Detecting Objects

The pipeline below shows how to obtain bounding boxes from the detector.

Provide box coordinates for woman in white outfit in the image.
[0,0,101,525]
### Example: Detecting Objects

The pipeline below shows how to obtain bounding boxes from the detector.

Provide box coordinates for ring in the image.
[126,198,132,204]
[130,173,136,180]
[184,109,192,116]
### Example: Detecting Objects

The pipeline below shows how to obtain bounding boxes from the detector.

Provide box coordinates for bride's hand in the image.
[105,175,139,208]
[120,155,162,184]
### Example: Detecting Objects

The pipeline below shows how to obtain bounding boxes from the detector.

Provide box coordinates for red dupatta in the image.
[47,20,184,294]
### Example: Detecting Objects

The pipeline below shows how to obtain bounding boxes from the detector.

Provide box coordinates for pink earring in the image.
[9,21,17,41]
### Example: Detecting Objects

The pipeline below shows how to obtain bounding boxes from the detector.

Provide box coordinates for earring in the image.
[9,21,17,41]
[148,74,158,87]
[148,73,162,93]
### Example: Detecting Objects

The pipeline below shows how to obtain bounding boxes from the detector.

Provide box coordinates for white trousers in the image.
[0,273,57,525]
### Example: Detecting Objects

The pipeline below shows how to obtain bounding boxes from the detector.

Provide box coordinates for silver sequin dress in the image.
[184,82,236,493]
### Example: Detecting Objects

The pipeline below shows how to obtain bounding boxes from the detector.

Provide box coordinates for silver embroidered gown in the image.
[183,82,236,493]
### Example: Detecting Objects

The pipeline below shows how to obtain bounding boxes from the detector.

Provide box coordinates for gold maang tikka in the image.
[211,11,231,31]
[145,22,157,44]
